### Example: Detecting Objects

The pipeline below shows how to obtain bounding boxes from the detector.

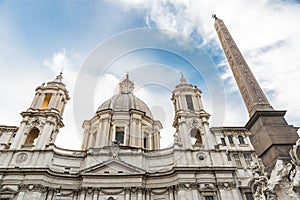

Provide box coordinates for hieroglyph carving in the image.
[214,19,270,114]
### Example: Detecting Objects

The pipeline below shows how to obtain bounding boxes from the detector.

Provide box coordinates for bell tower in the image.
[171,74,215,149]
[213,15,299,172]
[10,72,69,150]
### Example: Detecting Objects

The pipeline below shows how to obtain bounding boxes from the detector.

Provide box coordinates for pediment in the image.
[81,159,145,175]
[0,187,17,194]
[199,185,217,192]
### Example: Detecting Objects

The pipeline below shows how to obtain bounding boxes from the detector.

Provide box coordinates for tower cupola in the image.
[10,72,69,150]
[171,74,214,149]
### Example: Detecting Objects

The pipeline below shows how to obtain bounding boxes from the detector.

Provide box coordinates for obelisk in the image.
[213,15,299,172]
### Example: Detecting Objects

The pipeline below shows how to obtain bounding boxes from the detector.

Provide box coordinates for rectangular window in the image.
[115,127,124,144]
[238,135,245,144]
[205,196,214,200]
[228,135,234,144]
[221,137,226,146]
[245,192,254,200]
[244,153,252,166]
[185,95,194,110]
[40,93,52,109]
[233,153,242,168]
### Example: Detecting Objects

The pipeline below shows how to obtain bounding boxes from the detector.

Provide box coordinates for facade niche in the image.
[24,128,39,145]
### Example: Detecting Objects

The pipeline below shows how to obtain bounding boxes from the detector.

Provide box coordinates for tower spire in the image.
[213,16,273,116]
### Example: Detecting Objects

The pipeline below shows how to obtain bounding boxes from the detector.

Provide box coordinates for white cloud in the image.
[42,49,84,149]
[112,0,300,128]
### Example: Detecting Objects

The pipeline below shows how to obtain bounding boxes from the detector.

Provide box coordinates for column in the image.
[179,120,191,149]
[95,124,102,147]
[36,94,45,109]
[124,188,131,200]
[48,93,58,108]
[79,189,86,200]
[148,134,153,150]
[81,122,90,149]
[145,189,150,200]
[168,187,174,200]
[92,188,98,200]
[36,123,53,149]
[54,94,63,109]
[137,188,143,199]
[30,93,39,109]
[10,122,27,149]
[102,119,110,146]
[87,132,94,148]
[16,192,25,200]
[137,119,142,147]
[191,185,199,200]
[196,94,204,111]
[203,122,215,149]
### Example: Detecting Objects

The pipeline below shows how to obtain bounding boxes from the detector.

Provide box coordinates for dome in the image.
[97,74,154,119]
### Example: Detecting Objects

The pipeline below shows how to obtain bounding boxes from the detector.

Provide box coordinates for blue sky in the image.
[1,0,300,149]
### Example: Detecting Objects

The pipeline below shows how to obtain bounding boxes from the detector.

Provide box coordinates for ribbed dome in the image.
[97,74,153,119]
[97,93,153,119]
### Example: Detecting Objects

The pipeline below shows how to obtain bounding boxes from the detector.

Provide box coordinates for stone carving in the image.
[217,182,236,190]
[261,139,300,199]
[18,184,29,191]
[214,18,270,113]
[111,140,120,158]
[18,184,47,193]
[16,153,28,163]
[250,159,278,200]
[264,188,277,200]
[32,184,47,193]
[189,118,199,128]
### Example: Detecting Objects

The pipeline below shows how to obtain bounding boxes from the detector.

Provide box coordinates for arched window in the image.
[24,128,39,145]
[238,135,245,144]
[190,128,202,145]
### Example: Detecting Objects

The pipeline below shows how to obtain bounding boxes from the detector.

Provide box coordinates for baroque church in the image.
[0,17,300,200]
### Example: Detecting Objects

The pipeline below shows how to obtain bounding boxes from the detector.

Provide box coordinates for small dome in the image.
[97,74,154,119]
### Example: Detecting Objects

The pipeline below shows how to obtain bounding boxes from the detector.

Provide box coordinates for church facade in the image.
[0,17,298,200]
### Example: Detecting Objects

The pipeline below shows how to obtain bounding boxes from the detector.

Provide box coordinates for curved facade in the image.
[0,73,258,200]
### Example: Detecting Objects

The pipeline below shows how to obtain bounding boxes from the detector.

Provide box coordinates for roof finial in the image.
[120,72,134,94]
[179,71,187,83]
[54,70,63,82]
[212,14,218,20]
